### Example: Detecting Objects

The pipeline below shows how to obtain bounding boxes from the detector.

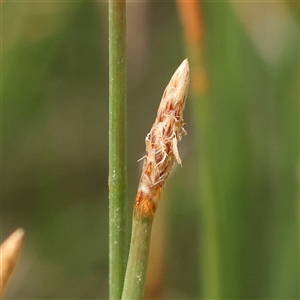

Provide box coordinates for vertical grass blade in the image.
[108,1,127,300]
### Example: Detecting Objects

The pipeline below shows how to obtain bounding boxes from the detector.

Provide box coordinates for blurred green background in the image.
[2,1,299,299]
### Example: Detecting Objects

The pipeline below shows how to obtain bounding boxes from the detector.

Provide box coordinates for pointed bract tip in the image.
[181,58,189,70]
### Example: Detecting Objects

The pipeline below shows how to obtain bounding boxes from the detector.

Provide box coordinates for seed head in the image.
[135,59,190,216]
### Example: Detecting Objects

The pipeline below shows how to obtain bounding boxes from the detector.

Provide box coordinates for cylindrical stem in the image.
[122,210,153,300]
[108,1,127,300]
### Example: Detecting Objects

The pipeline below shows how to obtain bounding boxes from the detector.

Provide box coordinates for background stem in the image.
[108,1,127,300]
[176,1,221,298]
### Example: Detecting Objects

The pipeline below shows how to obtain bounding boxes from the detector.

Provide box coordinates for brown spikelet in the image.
[0,228,25,297]
[134,59,190,217]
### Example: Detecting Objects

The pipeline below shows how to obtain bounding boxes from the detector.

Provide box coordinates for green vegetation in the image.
[2,2,299,299]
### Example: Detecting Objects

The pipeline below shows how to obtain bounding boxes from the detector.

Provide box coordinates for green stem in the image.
[121,210,154,300]
[108,1,127,300]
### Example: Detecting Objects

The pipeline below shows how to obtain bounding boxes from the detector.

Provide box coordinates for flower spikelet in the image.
[135,59,190,216]
[0,228,24,297]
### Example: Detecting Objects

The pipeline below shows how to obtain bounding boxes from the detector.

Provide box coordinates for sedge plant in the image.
[121,59,190,300]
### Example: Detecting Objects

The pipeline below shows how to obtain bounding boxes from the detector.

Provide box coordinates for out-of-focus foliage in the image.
[2,1,299,299]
